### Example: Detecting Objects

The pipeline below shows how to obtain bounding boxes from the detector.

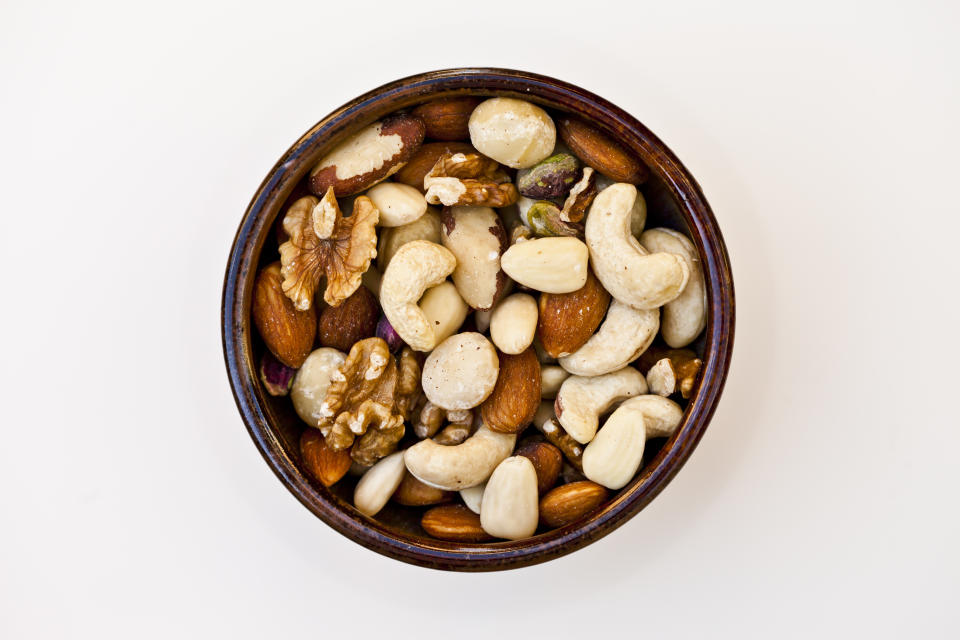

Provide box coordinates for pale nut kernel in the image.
[639,228,707,348]
[480,456,539,540]
[421,332,499,410]
[558,301,659,376]
[468,98,556,169]
[353,451,407,516]
[489,293,538,354]
[500,237,589,294]
[554,367,648,444]
[586,183,690,309]
[460,482,485,514]
[474,308,493,333]
[377,209,442,272]
[540,365,570,399]
[440,206,508,310]
[365,182,428,227]
[290,347,347,426]
[404,424,516,491]
[419,281,469,346]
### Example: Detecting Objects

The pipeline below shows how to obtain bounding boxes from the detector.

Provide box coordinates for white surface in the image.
[2,0,958,637]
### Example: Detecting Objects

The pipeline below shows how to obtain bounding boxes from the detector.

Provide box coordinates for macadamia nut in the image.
[290,348,347,426]
[468,98,556,169]
[421,332,499,410]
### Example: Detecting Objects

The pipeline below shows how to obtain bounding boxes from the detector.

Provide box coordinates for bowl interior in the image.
[223,69,734,571]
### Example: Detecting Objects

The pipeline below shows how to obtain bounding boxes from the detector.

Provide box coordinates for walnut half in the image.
[278,187,379,311]
[423,152,519,208]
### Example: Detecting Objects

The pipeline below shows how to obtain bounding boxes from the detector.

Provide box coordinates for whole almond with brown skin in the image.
[317,285,379,352]
[392,471,453,506]
[252,262,316,368]
[515,441,563,495]
[537,268,610,358]
[412,97,482,141]
[421,504,493,542]
[481,348,541,434]
[539,481,610,528]
[393,141,475,192]
[557,116,648,184]
[300,428,352,487]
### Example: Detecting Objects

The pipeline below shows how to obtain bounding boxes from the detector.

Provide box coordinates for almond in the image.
[537,268,610,358]
[515,440,563,495]
[412,97,481,141]
[481,348,541,433]
[393,141,475,192]
[252,262,316,368]
[300,428,351,487]
[557,116,648,184]
[309,114,425,197]
[538,481,609,528]
[392,471,453,506]
[421,504,492,542]
[317,285,379,352]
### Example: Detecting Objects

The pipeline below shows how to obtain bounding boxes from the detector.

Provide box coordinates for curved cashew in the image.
[353,451,406,516]
[558,301,659,376]
[585,183,689,309]
[403,424,516,491]
[554,367,647,444]
[582,395,683,489]
[379,240,457,352]
[640,228,707,348]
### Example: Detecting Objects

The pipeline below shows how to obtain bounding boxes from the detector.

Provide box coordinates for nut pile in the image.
[253,96,707,542]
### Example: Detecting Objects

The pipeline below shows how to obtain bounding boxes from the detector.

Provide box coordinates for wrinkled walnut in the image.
[279,188,379,310]
[413,399,473,439]
[536,417,584,472]
[394,347,422,421]
[318,337,405,465]
[636,345,702,399]
[423,152,519,208]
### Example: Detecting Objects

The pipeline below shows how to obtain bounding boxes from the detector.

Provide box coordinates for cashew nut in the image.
[582,395,683,489]
[554,367,648,444]
[585,183,689,309]
[421,332,499,410]
[419,281,468,346]
[379,240,457,351]
[640,227,707,348]
[403,424,517,491]
[558,301,659,376]
[377,208,442,271]
[354,451,407,516]
[460,482,485,514]
[480,456,539,540]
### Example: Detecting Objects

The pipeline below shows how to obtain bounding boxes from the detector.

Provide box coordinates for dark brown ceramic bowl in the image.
[222,68,734,571]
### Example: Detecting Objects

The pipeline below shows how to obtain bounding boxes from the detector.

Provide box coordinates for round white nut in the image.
[559,301,659,376]
[365,181,428,227]
[440,206,507,310]
[354,451,407,516]
[500,237,589,293]
[460,482,485,514]
[468,98,556,169]
[377,208,442,272]
[540,365,570,399]
[582,395,683,490]
[404,424,517,491]
[489,293,538,354]
[421,332,499,410]
[554,366,648,444]
[480,456,539,540]
[646,359,676,397]
[586,183,689,309]
[379,240,457,352]
[639,227,707,347]
[290,348,347,426]
[419,281,468,346]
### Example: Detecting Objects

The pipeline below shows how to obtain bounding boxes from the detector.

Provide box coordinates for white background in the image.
[2,0,958,637]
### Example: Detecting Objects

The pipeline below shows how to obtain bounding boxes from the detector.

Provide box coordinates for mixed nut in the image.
[252,95,708,542]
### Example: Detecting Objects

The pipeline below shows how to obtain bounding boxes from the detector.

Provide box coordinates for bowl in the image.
[222,68,735,571]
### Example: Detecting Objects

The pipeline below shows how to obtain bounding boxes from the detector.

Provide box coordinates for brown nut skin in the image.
[515,441,563,495]
[557,116,648,184]
[412,97,482,141]
[539,481,609,528]
[317,285,379,352]
[481,348,542,434]
[252,262,316,367]
[392,471,453,506]
[393,141,475,192]
[421,504,493,542]
[300,429,352,487]
[537,268,610,358]
[308,114,425,197]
